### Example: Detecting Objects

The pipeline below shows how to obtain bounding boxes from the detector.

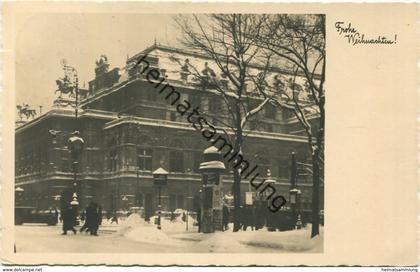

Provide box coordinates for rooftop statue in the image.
[95,54,108,67]
[55,75,76,98]
[16,103,37,120]
[95,54,109,76]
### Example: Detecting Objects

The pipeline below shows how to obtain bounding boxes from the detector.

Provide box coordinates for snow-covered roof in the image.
[124,44,320,103]
[203,146,221,154]
[199,161,226,171]
[68,135,85,143]
[153,167,169,175]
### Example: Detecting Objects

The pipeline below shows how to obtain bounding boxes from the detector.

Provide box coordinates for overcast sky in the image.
[15,13,180,114]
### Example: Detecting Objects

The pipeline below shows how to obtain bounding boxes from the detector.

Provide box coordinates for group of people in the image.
[80,202,102,236]
[238,203,300,232]
[221,202,300,232]
[60,202,103,236]
[223,204,262,231]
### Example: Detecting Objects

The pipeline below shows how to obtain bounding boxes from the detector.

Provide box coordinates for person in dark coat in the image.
[110,212,118,224]
[254,201,266,230]
[61,206,77,235]
[80,203,94,233]
[170,211,176,222]
[242,205,255,231]
[51,206,59,225]
[240,206,248,231]
[196,207,201,233]
[97,205,102,226]
[249,205,256,231]
[222,204,230,231]
[89,203,101,236]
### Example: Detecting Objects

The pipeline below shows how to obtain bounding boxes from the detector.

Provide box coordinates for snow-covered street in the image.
[15,214,323,253]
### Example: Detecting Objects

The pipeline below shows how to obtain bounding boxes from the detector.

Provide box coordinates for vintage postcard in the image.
[1,2,418,267]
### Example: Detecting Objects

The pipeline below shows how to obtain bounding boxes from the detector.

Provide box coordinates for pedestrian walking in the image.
[249,205,256,231]
[80,202,94,234]
[110,212,119,224]
[255,201,266,230]
[222,204,229,231]
[89,203,101,236]
[196,207,201,233]
[241,206,248,231]
[51,206,59,225]
[97,205,103,226]
[61,206,77,235]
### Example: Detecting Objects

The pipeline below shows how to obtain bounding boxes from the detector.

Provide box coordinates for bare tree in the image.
[256,14,325,238]
[175,14,275,232]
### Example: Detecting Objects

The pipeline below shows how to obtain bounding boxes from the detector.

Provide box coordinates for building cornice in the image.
[15,108,117,134]
[104,115,309,143]
[129,44,322,80]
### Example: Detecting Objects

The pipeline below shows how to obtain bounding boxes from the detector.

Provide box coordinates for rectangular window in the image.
[169,150,184,173]
[208,96,220,112]
[177,195,184,209]
[190,94,201,108]
[282,109,294,120]
[109,150,118,171]
[137,148,153,171]
[146,90,157,101]
[136,193,143,207]
[249,120,257,131]
[169,194,176,211]
[278,160,290,178]
[193,152,202,173]
[170,112,177,122]
[265,104,276,119]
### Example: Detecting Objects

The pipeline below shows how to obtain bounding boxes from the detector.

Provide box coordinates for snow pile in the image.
[117,214,176,245]
[170,212,197,231]
[117,214,323,252]
[193,225,323,253]
[122,213,144,226]
[233,225,323,252]
[151,212,197,234]
[198,232,248,253]
[124,224,176,245]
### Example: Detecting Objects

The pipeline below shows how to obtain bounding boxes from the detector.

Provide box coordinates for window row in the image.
[106,148,302,180]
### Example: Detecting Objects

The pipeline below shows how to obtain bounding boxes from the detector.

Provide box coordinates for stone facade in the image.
[15,44,324,217]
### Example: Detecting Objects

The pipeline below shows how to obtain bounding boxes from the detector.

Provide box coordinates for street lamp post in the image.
[137,155,141,208]
[264,170,277,231]
[57,60,83,208]
[15,187,24,206]
[289,152,302,229]
[153,167,168,230]
[68,131,84,207]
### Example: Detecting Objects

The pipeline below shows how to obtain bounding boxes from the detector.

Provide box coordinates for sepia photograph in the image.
[3,2,418,268]
[13,13,325,254]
